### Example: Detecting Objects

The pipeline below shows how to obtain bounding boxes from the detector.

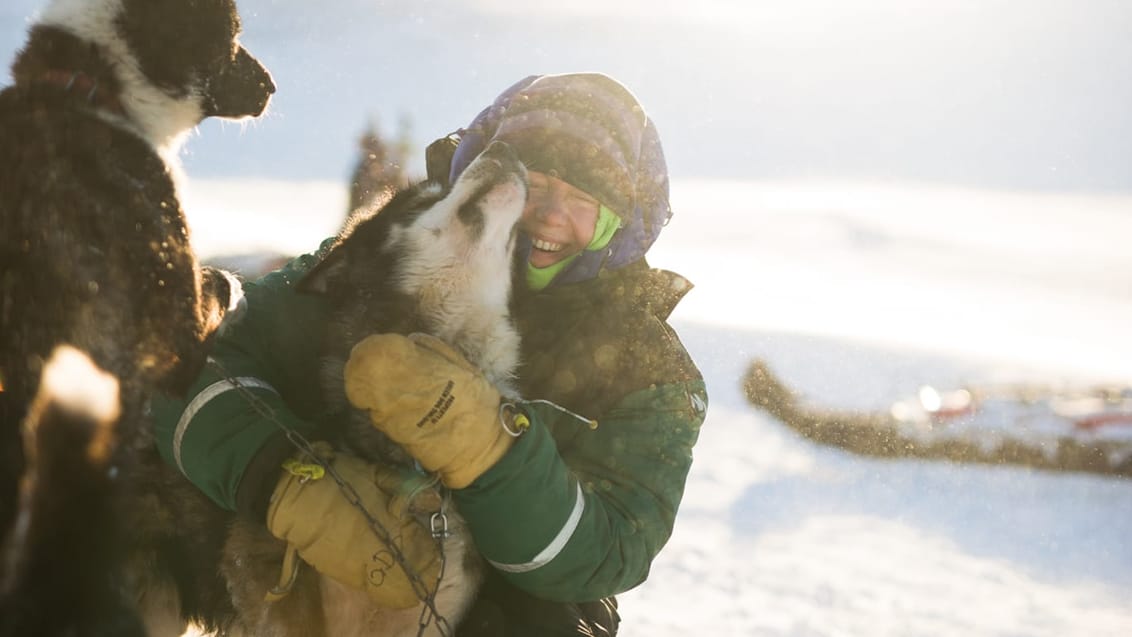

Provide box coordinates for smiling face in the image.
[521,171,601,268]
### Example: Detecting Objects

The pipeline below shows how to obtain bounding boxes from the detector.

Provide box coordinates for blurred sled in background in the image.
[744,360,1132,478]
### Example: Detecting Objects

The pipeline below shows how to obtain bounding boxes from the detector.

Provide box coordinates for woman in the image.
[153,72,708,635]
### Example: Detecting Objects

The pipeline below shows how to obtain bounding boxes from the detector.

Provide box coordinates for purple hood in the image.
[449,73,672,288]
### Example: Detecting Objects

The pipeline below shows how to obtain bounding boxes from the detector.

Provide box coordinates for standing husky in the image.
[202,140,527,637]
[0,0,273,633]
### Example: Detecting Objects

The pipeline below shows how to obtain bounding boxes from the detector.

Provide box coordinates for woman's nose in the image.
[532,192,569,222]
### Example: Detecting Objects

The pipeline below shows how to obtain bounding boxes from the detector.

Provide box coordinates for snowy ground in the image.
[184,177,1132,636]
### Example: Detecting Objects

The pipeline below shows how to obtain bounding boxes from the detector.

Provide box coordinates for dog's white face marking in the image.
[389,147,527,396]
[38,0,207,155]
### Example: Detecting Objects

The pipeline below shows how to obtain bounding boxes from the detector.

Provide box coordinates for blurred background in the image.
[3,0,1130,191]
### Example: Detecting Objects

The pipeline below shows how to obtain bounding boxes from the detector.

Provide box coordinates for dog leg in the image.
[223,518,329,637]
[0,346,146,635]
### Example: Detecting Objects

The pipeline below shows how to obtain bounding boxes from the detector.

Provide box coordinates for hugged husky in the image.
[177,140,526,637]
[0,0,273,632]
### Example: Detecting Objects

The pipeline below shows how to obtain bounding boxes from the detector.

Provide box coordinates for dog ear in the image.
[295,244,349,296]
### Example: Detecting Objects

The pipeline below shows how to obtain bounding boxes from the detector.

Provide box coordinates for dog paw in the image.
[201,266,246,336]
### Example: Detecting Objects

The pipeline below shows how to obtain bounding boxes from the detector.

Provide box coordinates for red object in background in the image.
[1074,412,1132,431]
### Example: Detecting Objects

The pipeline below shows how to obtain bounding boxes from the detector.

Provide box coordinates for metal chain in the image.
[418,490,453,634]
[206,359,453,637]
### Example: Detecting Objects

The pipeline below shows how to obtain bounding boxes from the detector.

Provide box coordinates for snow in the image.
[184,177,1132,636]
[632,323,1132,636]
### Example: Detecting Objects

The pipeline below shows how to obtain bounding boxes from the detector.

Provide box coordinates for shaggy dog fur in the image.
[0,347,145,636]
[0,0,273,633]
[153,140,527,637]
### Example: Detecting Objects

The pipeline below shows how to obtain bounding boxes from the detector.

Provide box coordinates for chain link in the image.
[206,359,454,637]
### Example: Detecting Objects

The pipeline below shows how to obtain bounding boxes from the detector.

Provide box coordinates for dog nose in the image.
[260,71,276,95]
[234,47,275,95]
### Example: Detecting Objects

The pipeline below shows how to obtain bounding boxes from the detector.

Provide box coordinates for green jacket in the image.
[152,245,708,602]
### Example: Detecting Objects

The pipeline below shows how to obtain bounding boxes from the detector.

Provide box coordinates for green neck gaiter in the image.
[526,205,620,291]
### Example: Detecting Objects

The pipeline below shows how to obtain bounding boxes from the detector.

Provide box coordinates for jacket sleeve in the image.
[453,377,708,602]
[151,247,332,514]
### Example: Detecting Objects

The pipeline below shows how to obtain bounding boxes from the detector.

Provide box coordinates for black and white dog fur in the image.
[206,140,528,637]
[0,0,273,633]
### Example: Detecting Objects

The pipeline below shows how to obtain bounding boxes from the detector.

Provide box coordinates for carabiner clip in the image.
[430,511,450,539]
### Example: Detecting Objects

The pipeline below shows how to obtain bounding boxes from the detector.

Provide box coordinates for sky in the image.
[2,0,1130,192]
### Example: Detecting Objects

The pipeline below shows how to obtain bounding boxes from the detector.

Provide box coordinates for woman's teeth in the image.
[532,238,563,252]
